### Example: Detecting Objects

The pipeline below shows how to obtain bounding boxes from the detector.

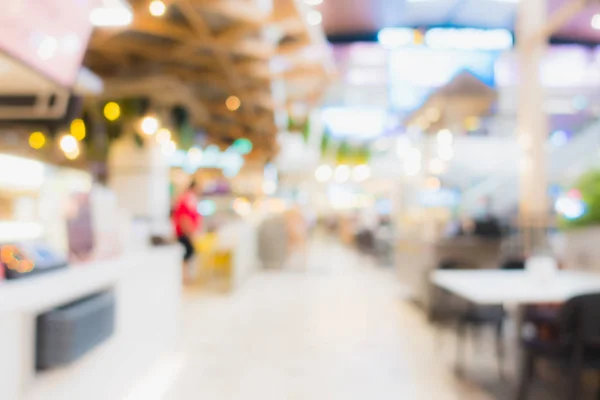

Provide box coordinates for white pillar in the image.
[517,0,548,250]
[107,136,171,236]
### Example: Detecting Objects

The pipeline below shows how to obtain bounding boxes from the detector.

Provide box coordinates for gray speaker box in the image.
[36,290,116,370]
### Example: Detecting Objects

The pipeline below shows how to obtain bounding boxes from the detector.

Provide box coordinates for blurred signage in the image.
[0,0,97,87]
[418,189,460,208]
[378,27,513,51]
[389,47,497,111]
[169,146,245,177]
[424,28,513,51]
[322,107,388,140]
[496,45,600,88]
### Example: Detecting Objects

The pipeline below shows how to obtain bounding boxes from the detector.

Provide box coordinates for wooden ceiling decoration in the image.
[84,0,334,158]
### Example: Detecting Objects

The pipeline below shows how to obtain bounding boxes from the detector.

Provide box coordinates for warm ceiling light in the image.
[60,134,80,159]
[90,1,133,27]
[71,119,86,141]
[60,134,78,154]
[226,95,241,111]
[149,0,167,16]
[103,102,121,121]
[140,115,159,135]
[304,0,323,5]
[65,147,81,160]
[593,14,600,30]
[156,128,172,145]
[307,10,322,25]
[29,132,46,150]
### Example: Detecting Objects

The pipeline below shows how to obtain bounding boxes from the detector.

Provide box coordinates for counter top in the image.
[0,245,181,313]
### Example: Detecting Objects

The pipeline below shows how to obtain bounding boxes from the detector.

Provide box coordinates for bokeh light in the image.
[226,96,241,111]
[140,115,159,135]
[352,164,371,182]
[233,197,252,217]
[149,0,167,16]
[60,134,78,154]
[334,165,351,183]
[71,119,86,141]
[28,132,46,149]
[103,102,121,121]
[307,10,322,25]
[156,128,172,145]
[232,138,252,155]
[187,147,203,164]
[315,165,333,182]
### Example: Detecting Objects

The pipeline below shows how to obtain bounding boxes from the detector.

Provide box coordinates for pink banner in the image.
[0,0,97,87]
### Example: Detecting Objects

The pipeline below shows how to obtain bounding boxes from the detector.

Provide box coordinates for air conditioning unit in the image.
[0,91,71,122]
[0,54,101,125]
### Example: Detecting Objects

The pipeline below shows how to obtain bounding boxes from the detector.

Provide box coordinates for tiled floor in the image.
[162,237,494,400]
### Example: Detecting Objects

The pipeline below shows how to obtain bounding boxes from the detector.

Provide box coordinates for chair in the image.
[431,257,525,378]
[517,293,600,400]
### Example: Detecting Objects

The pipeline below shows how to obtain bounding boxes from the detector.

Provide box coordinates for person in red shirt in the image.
[172,180,202,279]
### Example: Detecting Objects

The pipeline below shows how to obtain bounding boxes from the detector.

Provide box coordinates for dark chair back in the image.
[500,258,526,270]
[560,293,600,345]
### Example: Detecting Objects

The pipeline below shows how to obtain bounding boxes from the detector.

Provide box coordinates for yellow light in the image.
[71,118,86,141]
[65,147,80,160]
[225,95,241,111]
[28,131,46,149]
[156,128,172,145]
[104,102,121,121]
[140,115,159,135]
[149,0,167,16]
[465,116,481,131]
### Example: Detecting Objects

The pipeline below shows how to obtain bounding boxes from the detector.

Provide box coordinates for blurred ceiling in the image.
[320,0,600,44]
[85,0,334,159]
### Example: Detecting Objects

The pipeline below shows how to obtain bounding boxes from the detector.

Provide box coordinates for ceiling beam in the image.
[198,0,269,25]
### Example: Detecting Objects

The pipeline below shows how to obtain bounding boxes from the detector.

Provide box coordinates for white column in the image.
[517,0,548,249]
[107,136,171,235]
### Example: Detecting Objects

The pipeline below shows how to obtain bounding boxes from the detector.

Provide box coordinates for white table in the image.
[431,269,600,381]
[431,270,600,306]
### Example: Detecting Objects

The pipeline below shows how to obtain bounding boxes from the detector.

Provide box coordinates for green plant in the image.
[560,170,600,229]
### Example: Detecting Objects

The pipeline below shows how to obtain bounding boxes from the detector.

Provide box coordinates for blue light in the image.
[550,130,569,147]
[377,28,415,49]
[555,196,586,220]
[198,200,216,217]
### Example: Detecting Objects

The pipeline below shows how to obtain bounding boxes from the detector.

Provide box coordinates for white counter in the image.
[216,218,259,287]
[0,245,182,400]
